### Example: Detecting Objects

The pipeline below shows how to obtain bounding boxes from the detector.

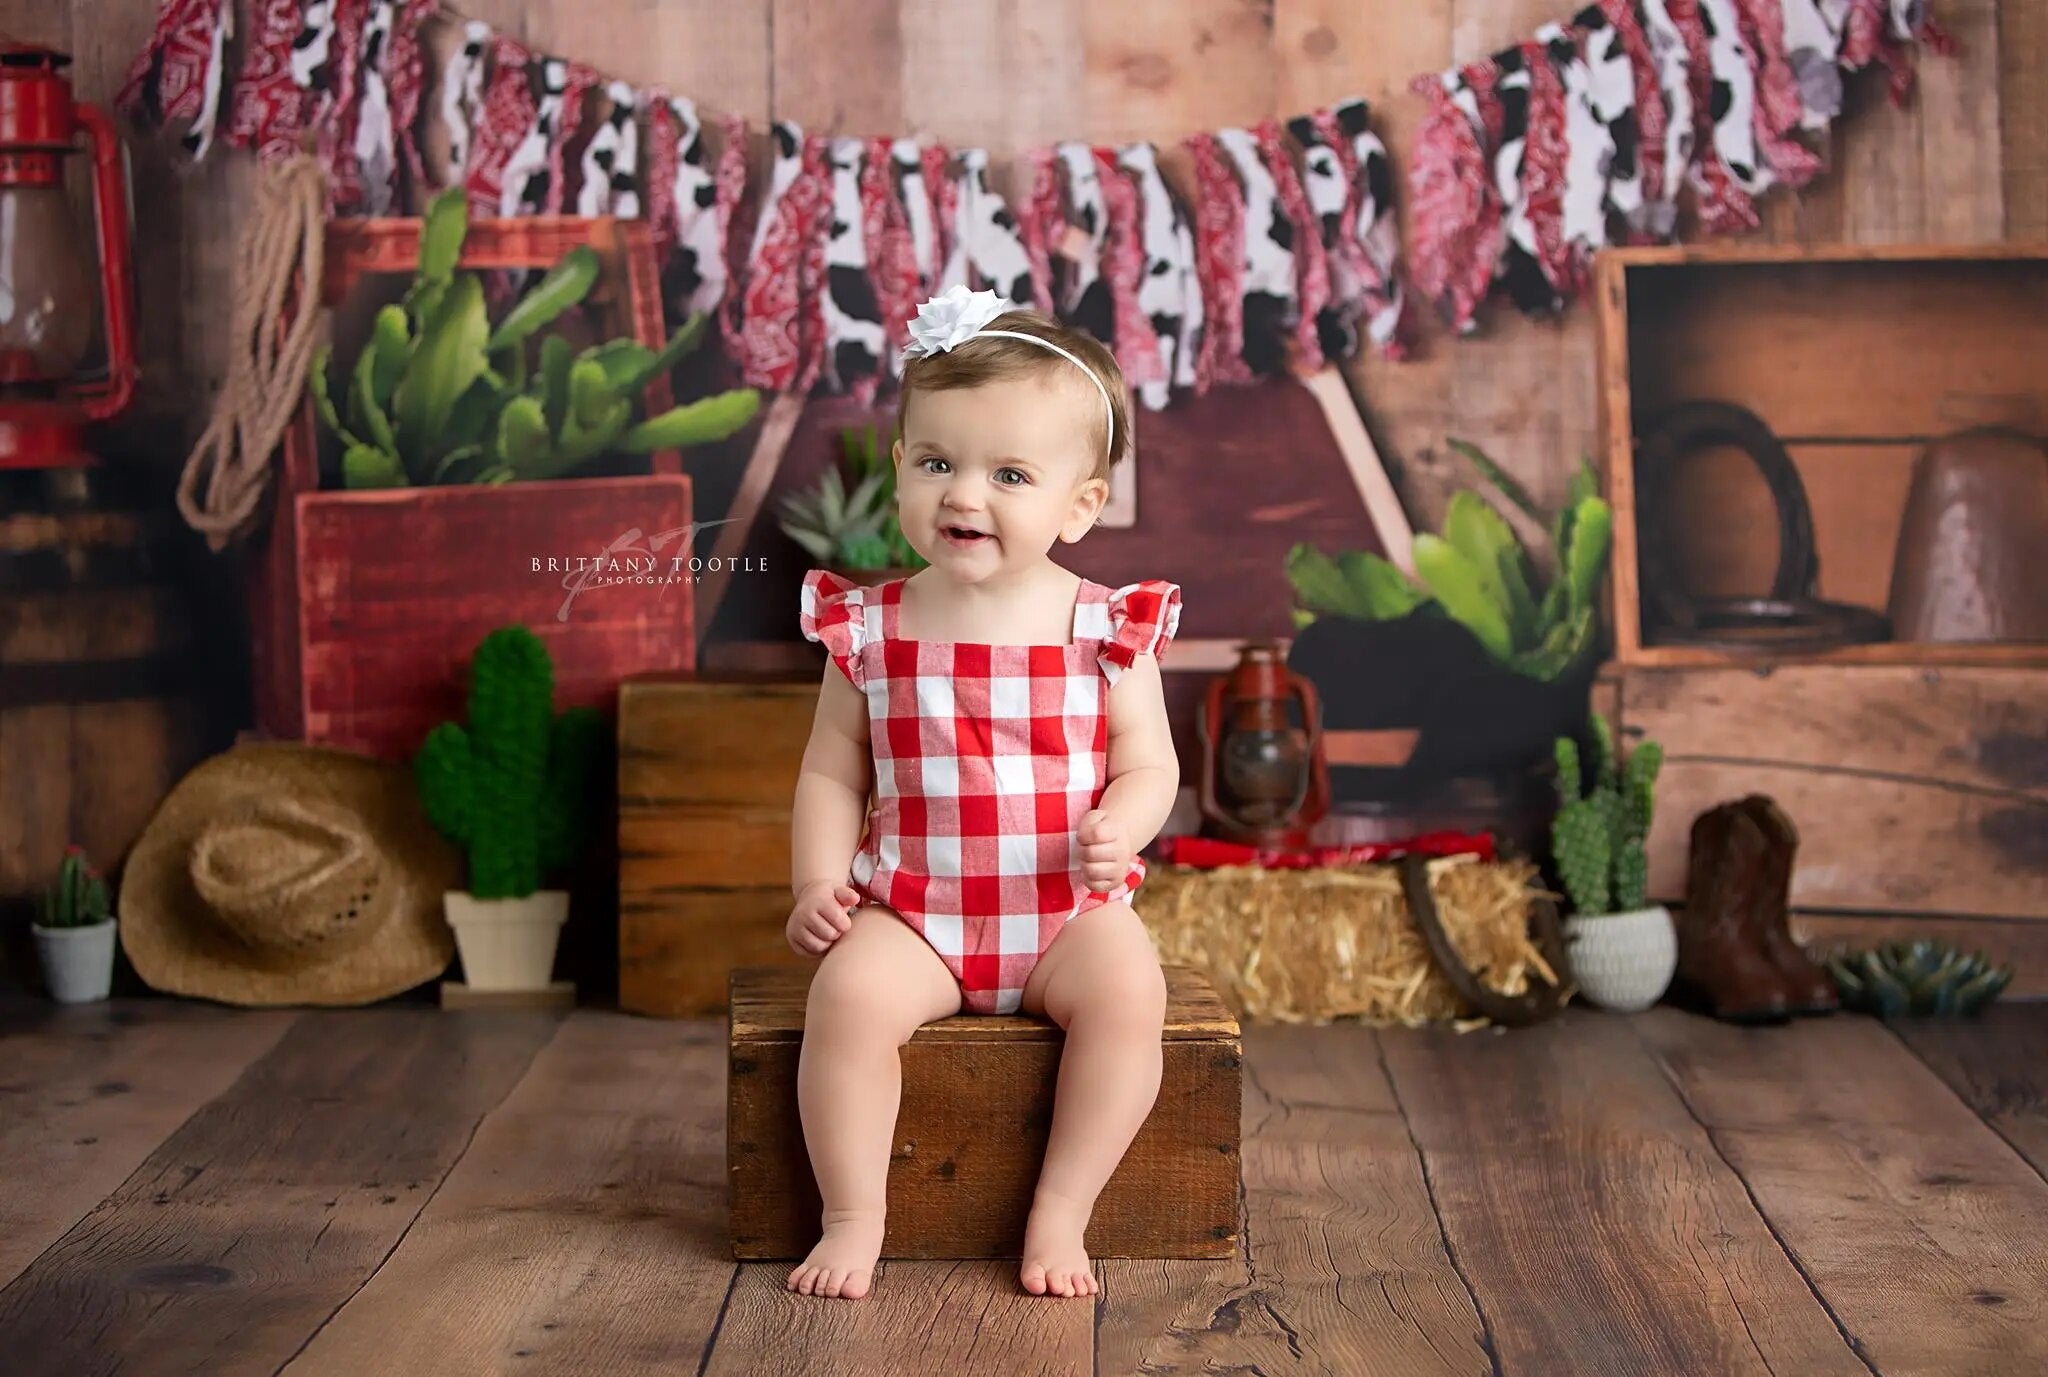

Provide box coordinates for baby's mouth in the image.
[941,525,993,548]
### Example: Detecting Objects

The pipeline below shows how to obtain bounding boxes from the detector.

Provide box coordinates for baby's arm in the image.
[788,666,872,954]
[1099,656,1179,843]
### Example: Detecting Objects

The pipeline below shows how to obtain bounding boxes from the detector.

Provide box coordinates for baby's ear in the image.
[1060,475,1111,543]
[891,437,905,469]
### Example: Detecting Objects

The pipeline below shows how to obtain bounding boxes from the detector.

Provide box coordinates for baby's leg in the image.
[790,901,961,1299]
[1014,901,1168,1297]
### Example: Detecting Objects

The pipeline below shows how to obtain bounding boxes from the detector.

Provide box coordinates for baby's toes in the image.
[1019,1260,1049,1295]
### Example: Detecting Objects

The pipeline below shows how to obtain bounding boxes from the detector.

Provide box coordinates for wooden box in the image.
[1595,243,2048,670]
[618,677,820,1016]
[250,216,696,762]
[726,965,1241,1260]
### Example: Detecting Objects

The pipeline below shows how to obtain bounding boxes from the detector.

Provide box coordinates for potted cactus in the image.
[1550,718,1674,1012]
[414,625,606,992]
[33,845,116,1004]
[776,423,929,584]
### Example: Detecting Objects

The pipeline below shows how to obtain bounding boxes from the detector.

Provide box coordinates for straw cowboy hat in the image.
[120,743,461,1006]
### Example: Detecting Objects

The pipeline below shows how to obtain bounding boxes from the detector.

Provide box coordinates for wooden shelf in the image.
[1617,641,2048,671]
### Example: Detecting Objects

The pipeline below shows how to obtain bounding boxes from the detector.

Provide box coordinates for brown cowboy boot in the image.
[1671,801,1796,1022]
[1738,795,1839,1015]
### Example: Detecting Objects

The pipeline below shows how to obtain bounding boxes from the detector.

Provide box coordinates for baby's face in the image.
[893,374,1109,584]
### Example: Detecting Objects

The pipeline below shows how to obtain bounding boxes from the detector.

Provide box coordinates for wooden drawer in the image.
[727,964,1241,1260]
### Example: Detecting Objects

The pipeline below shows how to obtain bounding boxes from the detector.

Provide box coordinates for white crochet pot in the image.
[1564,906,1677,1013]
[33,918,116,1004]
[445,891,568,991]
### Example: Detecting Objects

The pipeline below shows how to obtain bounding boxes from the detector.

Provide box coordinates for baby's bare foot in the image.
[787,1211,886,1299]
[1019,1190,1097,1297]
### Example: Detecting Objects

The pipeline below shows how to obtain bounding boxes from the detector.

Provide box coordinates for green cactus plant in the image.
[312,186,761,489]
[36,845,112,930]
[776,423,930,572]
[1550,717,1663,917]
[1825,941,2013,1018]
[1287,442,1610,683]
[413,626,607,900]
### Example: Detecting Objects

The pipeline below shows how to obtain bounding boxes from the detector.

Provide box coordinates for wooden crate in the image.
[1615,661,2048,996]
[617,676,819,1016]
[726,964,1241,1260]
[1594,243,2048,671]
[249,216,697,762]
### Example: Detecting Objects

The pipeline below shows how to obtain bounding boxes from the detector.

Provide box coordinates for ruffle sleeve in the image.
[1098,580,1182,686]
[799,569,870,689]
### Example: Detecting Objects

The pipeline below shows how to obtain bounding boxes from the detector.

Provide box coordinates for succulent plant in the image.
[776,424,928,571]
[37,845,111,930]
[1826,941,2013,1018]
[311,186,760,488]
[1287,442,1611,683]
[1550,716,1662,917]
[414,625,607,900]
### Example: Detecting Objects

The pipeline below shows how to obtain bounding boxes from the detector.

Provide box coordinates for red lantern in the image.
[1196,642,1332,850]
[0,43,136,469]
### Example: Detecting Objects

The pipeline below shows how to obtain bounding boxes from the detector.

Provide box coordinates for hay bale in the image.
[1133,855,1559,1027]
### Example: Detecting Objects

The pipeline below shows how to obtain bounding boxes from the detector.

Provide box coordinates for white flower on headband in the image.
[903,285,1012,358]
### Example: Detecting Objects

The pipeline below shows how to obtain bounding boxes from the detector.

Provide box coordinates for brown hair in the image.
[896,308,1130,480]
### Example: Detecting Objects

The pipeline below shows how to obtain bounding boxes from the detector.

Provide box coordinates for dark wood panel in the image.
[0,1008,560,1377]
[1893,1002,2048,1186]
[1098,1021,1490,1375]
[280,1014,732,1375]
[0,1003,296,1288]
[1380,1009,1866,1376]
[1636,1007,2048,1375]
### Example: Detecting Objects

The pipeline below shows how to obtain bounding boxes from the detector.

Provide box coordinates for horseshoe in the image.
[1399,853,1572,1026]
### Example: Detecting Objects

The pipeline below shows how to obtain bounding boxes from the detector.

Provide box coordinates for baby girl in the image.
[785,287,1183,1301]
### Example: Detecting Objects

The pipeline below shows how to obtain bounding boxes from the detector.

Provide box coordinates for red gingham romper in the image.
[800,570,1182,1015]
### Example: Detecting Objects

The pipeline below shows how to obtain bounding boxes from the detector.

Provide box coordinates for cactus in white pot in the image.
[34,845,117,1003]
[1551,718,1674,1012]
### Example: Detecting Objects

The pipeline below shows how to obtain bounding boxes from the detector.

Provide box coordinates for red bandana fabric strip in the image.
[464,36,536,221]
[1017,148,1062,315]
[118,0,234,160]
[644,96,681,257]
[385,0,437,193]
[733,123,830,393]
[864,135,923,372]
[1736,0,1824,187]
[1667,0,1759,234]
[1254,117,1332,373]
[919,143,957,295]
[1185,131,1251,388]
[1598,0,1671,241]
[1093,146,1167,390]
[224,0,312,161]
[1521,35,1578,303]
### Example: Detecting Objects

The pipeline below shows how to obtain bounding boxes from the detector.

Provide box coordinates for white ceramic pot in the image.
[444,890,569,991]
[1564,905,1677,1013]
[33,918,117,1004]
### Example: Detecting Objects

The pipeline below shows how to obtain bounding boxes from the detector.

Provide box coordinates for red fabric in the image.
[1668,0,1759,235]
[1521,37,1578,300]
[313,0,374,213]
[388,0,438,191]
[1017,147,1062,313]
[1254,118,1331,374]
[1405,73,1499,334]
[544,63,603,214]
[1738,0,1825,187]
[920,143,957,291]
[1599,0,1668,241]
[733,128,830,393]
[865,135,924,376]
[644,96,680,259]
[117,0,230,154]
[1186,131,1251,389]
[1153,831,1496,870]
[800,571,1182,1016]
[1093,146,1167,389]
[224,0,308,161]
[465,38,537,220]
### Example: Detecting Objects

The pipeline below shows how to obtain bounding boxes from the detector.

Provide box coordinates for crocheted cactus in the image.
[1550,716,1662,916]
[414,625,606,900]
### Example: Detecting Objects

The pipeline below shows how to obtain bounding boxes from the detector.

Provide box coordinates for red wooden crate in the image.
[250,216,699,761]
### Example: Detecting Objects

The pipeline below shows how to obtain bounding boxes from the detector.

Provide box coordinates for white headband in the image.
[900,285,1116,460]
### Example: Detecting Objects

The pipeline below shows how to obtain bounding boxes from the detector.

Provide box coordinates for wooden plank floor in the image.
[3,998,2046,1376]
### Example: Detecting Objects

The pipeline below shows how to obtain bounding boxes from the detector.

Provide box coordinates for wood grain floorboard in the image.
[1096,1022,1491,1375]
[1636,1008,2048,1376]
[1891,1003,2048,1188]
[0,1000,296,1288]
[703,1259,1093,1376]
[280,1012,733,1376]
[1381,1009,1867,1377]
[0,1007,560,1377]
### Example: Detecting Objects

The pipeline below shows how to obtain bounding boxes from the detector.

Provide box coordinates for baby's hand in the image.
[788,880,860,956]
[1077,809,1135,893]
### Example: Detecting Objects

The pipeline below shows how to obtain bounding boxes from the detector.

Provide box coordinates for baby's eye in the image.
[993,467,1029,488]
[918,456,950,475]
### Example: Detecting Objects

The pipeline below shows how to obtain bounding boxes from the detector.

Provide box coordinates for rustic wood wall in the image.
[0,0,2034,608]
